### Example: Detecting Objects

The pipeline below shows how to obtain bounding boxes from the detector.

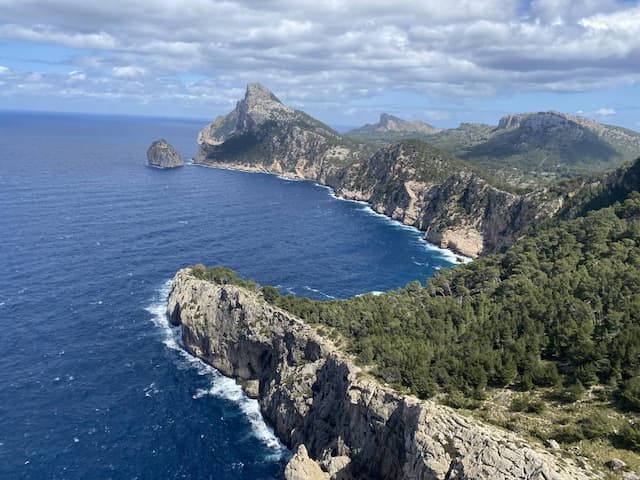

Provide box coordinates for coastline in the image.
[191,160,472,265]
[166,270,595,479]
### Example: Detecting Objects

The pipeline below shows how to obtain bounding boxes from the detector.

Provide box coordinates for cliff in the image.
[335,140,562,256]
[147,139,184,168]
[194,84,568,258]
[167,268,597,480]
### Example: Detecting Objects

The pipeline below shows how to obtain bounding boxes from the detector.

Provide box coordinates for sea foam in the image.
[145,281,287,458]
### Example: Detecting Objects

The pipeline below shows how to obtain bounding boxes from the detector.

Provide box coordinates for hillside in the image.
[346,111,640,186]
[177,160,640,474]
[264,158,640,472]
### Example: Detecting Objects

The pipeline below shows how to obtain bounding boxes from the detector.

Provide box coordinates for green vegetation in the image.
[266,191,640,406]
[190,264,259,291]
[191,158,640,458]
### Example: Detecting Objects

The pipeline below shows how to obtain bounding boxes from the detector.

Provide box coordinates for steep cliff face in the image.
[193,84,570,257]
[336,141,561,257]
[167,269,596,480]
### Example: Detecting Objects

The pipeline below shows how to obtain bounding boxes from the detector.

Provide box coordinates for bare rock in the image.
[284,445,329,480]
[606,458,627,471]
[545,439,560,450]
[147,139,184,169]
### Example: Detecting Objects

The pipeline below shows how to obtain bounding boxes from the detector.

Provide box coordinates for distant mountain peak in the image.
[348,114,439,139]
[243,83,284,108]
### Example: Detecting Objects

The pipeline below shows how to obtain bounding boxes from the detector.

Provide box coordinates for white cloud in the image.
[0,65,9,74]
[112,66,147,78]
[595,107,616,116]
[68,70,85,81]
[0,0,638,115]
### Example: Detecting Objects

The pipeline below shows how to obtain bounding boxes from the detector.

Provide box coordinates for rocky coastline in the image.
[192,84,566,258]
[167,268,596,480]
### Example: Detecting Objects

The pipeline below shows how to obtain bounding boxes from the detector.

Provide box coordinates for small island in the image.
[146,139,184,168]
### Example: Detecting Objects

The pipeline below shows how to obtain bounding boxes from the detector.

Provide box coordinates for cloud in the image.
[112,66,147,78]
[67,70,85,81]
[595,107,616,117]
[0,65,9,74]
[0,0,638,118]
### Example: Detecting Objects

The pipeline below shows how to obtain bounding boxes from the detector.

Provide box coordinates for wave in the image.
[302,285,336,299]
[355,291,384,297]
[145,281,287,458]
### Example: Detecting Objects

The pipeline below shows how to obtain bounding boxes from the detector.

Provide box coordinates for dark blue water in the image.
[0,111,457,479]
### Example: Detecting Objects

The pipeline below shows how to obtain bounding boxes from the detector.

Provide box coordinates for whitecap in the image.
[355,291,384,297]
[302,285,336,300]
[145,281,287,458]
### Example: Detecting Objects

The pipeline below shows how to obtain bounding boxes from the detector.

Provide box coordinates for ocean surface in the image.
[0,111,457,479]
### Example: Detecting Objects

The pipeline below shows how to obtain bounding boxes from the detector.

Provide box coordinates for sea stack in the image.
[146,139,184,168]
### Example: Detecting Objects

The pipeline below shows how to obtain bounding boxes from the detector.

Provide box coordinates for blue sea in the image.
[0,111,457,479]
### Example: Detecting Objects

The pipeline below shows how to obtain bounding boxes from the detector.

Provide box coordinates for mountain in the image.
[195,83,367,182]
[194,85,569,257]
[345,113,439,143]
[346,110,640,185]
[428,111,640,179]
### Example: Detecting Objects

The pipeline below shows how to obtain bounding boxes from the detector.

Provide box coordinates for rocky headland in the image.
[147,139,184,168]
[167,268,598,480]
[193,84,571,258]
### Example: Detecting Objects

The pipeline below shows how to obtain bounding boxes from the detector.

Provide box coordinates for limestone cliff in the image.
[167,268,597,480]
[336,140,562,257]
[193,84,568,258]
[147,139,184,168]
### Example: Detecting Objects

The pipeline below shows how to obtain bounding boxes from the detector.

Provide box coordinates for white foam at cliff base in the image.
[145,281,287,458]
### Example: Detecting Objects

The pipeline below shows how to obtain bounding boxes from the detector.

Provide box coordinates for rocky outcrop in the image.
[147,139,184,168]
[284,445,330,480]
[167,269,598,480]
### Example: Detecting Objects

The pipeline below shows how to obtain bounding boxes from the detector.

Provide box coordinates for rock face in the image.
[335,141,561,257]
[146,139,184,168]
[193,84,569,257]
[167,268,597,480]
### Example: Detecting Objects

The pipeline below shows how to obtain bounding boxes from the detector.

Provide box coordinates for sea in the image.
[0,111,457,479]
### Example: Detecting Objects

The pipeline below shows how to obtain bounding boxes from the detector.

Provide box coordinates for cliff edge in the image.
[166,268,597,480]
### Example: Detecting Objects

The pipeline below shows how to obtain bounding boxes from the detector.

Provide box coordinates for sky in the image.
[0,0,639,129]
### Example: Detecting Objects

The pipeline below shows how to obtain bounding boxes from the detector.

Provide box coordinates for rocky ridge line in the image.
[167,268,597,480]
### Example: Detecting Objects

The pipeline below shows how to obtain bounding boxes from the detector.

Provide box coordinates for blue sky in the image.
[0,0,639,130]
